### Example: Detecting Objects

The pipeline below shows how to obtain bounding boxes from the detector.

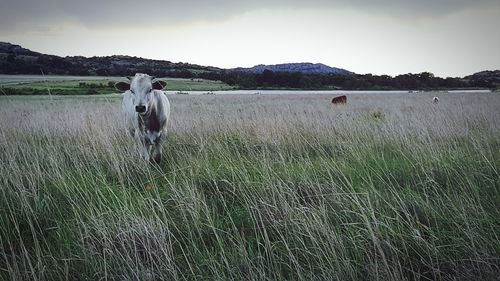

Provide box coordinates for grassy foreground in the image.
[0,75,234,95]
[0,93,499,280]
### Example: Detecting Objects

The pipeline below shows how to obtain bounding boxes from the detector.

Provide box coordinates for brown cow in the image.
[331,95,347,104]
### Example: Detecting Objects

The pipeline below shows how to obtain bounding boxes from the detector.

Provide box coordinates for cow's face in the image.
[115,73,167,115]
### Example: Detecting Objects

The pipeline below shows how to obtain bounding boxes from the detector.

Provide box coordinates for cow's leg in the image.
[140,143,150,162]
[151,142,162,164]
[134,130,150,161]
[151,131,166,164]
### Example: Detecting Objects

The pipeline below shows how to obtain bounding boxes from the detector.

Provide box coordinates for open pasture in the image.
[0,75,234,95]
[0,92,499,280]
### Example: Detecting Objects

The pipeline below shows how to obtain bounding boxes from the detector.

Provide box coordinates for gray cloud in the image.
[1,0,499,33]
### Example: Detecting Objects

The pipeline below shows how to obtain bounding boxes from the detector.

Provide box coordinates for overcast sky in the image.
[1,0,499,77]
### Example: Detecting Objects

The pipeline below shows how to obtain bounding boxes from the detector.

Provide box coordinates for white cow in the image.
[115,73,170,163]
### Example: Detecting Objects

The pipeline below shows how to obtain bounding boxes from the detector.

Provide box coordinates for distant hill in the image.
[0,43,352,77]
[463,70,500,89]
[0,42,41,56]
[0,42,221,77]
[1,42,499,91]
[232,63,353,75]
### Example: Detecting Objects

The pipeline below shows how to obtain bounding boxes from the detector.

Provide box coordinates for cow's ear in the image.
[115,82,130,91]
[152,80,167,90]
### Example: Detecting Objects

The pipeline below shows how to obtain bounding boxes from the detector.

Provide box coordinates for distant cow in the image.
[331,95,347,104]
[115,73,171,163]
[433,97,439,104]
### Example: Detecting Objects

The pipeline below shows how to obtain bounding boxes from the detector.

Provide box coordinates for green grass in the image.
[0,80,116,95]
[165,78,235,91]
[0,75,235,95]
[0,93,499,280]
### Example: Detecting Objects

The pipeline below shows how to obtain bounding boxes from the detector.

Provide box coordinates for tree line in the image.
[199,70,496,90]
[1,53,498,90]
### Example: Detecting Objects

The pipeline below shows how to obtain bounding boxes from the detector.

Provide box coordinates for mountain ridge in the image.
[0,42,220,76]
[1,42,499,90]
[0,42,353,76]
[232,62,353,75]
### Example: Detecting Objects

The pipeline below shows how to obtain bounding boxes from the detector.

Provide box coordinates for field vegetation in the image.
[0,75,235,95]
[0,92,499,280]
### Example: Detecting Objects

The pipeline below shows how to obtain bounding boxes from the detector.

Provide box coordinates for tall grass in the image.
[0,93,499,280]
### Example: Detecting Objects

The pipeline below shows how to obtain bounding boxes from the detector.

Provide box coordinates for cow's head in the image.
[115,73,167,114]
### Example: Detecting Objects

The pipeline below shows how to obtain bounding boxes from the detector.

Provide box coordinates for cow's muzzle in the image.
[135,105,146,113]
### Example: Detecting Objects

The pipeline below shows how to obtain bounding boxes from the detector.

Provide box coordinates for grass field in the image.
[0,92,499,280]
[0,75,235,95]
